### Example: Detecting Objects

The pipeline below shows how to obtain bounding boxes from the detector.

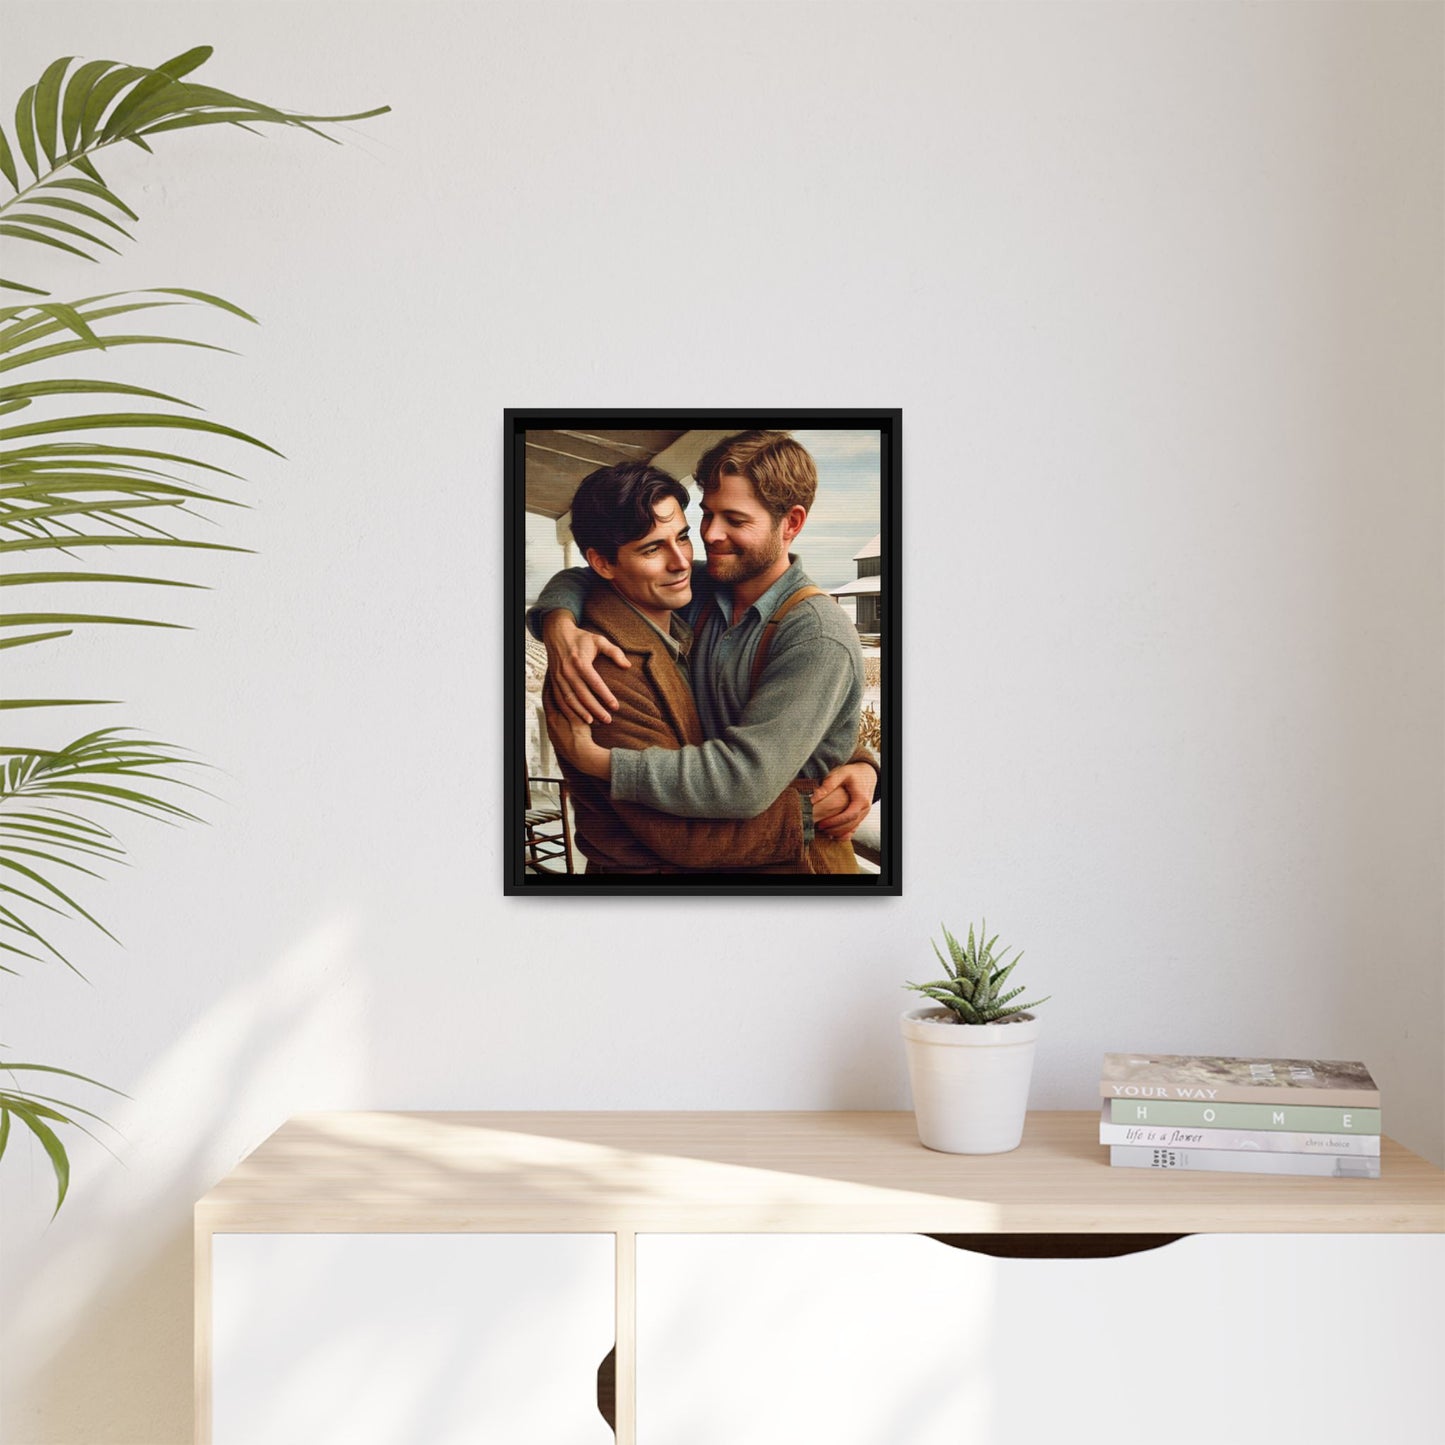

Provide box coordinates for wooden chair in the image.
[524,774,576,874]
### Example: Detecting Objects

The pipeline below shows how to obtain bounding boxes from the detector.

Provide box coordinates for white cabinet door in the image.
[213,1233,614,1445]
[636,1233,1444,1445]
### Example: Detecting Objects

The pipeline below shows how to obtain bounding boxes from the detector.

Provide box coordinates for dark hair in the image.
[569,461,689,564]
[694,430,817,520]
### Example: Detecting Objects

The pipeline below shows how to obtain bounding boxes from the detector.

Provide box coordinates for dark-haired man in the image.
[542,459,858,874]
[536,432,877,868]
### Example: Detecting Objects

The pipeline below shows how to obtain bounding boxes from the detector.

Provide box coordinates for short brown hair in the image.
[694,430,817,520]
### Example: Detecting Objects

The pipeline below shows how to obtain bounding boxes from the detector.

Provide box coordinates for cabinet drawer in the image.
[212,1233,614,1445]
[636,1232,1444,1445]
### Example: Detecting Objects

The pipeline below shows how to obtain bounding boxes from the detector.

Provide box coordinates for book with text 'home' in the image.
[1110,1145,1380,1179]
[1096,1105,1380,1156]
[1108,1098,1380,1133]
[1099,1053,1378,1107]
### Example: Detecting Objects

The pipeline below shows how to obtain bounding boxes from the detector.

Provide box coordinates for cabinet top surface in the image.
[195,1111,1445,1234]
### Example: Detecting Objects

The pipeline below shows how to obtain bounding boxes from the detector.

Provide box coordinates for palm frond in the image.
[0,729,204,974]
[1,47,388,294]
[0,1058,127,1214]
[0,288,264,706]
[1,46,386,1215]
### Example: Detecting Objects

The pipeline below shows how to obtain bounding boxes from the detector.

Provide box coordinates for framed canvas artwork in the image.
[505,409,900,894]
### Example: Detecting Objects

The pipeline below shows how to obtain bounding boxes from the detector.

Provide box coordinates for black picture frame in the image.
[505,408,901,895]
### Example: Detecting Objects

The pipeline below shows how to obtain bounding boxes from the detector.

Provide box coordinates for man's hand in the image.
[810,760,877,840]
[543,688,612,781]
[810,784,853,828]
[542,611,629,725]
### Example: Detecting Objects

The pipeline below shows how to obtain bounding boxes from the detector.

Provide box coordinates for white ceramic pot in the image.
[900,1007,1041,1154]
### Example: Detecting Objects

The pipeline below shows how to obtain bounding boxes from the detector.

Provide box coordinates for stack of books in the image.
[1099,1053,1381,1179]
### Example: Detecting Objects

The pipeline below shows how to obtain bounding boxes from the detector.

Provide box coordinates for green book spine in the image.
[1107,1098,1381,1133]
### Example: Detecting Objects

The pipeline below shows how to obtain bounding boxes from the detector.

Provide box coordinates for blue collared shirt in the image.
[690,559,829,740]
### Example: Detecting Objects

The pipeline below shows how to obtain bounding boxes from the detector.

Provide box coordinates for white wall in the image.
[3,2,1441,1441]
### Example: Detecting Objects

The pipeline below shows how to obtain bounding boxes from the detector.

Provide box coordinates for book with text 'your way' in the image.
[1100,1053,1378,1107]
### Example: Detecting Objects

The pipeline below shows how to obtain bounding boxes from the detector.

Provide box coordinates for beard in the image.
[705,525,784,586]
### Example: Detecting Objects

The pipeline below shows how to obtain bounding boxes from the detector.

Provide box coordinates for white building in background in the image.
[829,533,881,636]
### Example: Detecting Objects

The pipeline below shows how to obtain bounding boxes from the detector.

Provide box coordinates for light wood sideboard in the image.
[195,1110,1445,1444]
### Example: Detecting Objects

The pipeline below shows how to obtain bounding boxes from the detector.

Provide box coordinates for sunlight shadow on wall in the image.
[5,915,366,1445]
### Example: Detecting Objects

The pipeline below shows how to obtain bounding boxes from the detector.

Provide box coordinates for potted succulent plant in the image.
[901,922,1050,1154]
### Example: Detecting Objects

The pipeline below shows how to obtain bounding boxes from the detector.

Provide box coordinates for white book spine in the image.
[1098,1118,1380,1156]
[1109,1145,1380,1179]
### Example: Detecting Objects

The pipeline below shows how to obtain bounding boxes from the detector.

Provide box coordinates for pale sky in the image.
[523,428,883,601]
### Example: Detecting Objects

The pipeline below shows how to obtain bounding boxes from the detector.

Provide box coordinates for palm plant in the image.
[0,45,386,1210]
